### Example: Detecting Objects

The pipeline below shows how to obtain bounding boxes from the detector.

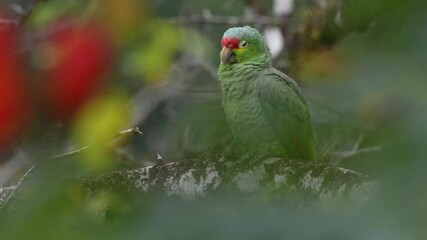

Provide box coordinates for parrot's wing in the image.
[257,68,316,161]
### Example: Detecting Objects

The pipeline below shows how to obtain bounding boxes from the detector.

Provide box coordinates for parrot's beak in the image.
[221,47,237,64]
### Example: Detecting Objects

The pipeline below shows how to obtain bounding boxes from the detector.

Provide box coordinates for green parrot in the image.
[218,26,316,161]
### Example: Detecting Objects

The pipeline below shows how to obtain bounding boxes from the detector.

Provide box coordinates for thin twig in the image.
[0,164,36,210]
[1,126,144,207]
[52,127,143,159]
[332,145,383,159]
[320,133,341,160]
[51,145,91,159]
[111,127,143,139]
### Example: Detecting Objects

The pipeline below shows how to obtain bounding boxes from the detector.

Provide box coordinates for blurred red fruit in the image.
[0,30,30,149]
[45,21,115,122]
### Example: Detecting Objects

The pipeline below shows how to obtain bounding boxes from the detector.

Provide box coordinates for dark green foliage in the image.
[1,0,427,239]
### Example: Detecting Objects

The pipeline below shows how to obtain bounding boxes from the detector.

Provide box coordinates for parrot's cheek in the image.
[221,47,237,64]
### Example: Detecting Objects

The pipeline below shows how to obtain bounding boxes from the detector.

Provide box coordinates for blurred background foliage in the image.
[0,0,427,239]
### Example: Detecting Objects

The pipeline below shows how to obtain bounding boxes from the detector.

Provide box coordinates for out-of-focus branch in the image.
[0,126,144,209]
[0,19,19,27]
[0,0,39,30]
[168,14,287,27]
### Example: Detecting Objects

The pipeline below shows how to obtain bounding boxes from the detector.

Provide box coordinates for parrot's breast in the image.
[224,94,278,150]
[219,66,280,152]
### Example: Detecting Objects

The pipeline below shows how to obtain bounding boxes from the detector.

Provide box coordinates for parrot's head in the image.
[220,26,271,66]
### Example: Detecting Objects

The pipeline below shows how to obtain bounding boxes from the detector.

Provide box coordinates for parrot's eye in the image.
[239,40,248,48]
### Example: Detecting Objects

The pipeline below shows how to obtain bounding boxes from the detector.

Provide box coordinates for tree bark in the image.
[0,155,379,211]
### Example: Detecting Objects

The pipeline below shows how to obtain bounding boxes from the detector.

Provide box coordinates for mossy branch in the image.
[0,154,379,211]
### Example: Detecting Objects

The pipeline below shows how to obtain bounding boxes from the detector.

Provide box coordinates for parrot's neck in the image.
[219,63,263,79]
[219,63,265,99]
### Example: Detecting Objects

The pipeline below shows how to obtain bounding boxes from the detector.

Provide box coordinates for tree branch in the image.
[168,14,287,27]
[26,157,381,209]
[0,0,39,30]
[0,153,379,211]
[79,157,380,209]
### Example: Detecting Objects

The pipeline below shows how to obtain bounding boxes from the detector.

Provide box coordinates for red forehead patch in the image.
[221,37,239,48]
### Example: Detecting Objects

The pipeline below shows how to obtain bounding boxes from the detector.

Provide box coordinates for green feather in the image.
[218,26,316,161]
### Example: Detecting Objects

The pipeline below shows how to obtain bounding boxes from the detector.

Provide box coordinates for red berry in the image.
[45,22,115,122]
[0,30,29,149]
